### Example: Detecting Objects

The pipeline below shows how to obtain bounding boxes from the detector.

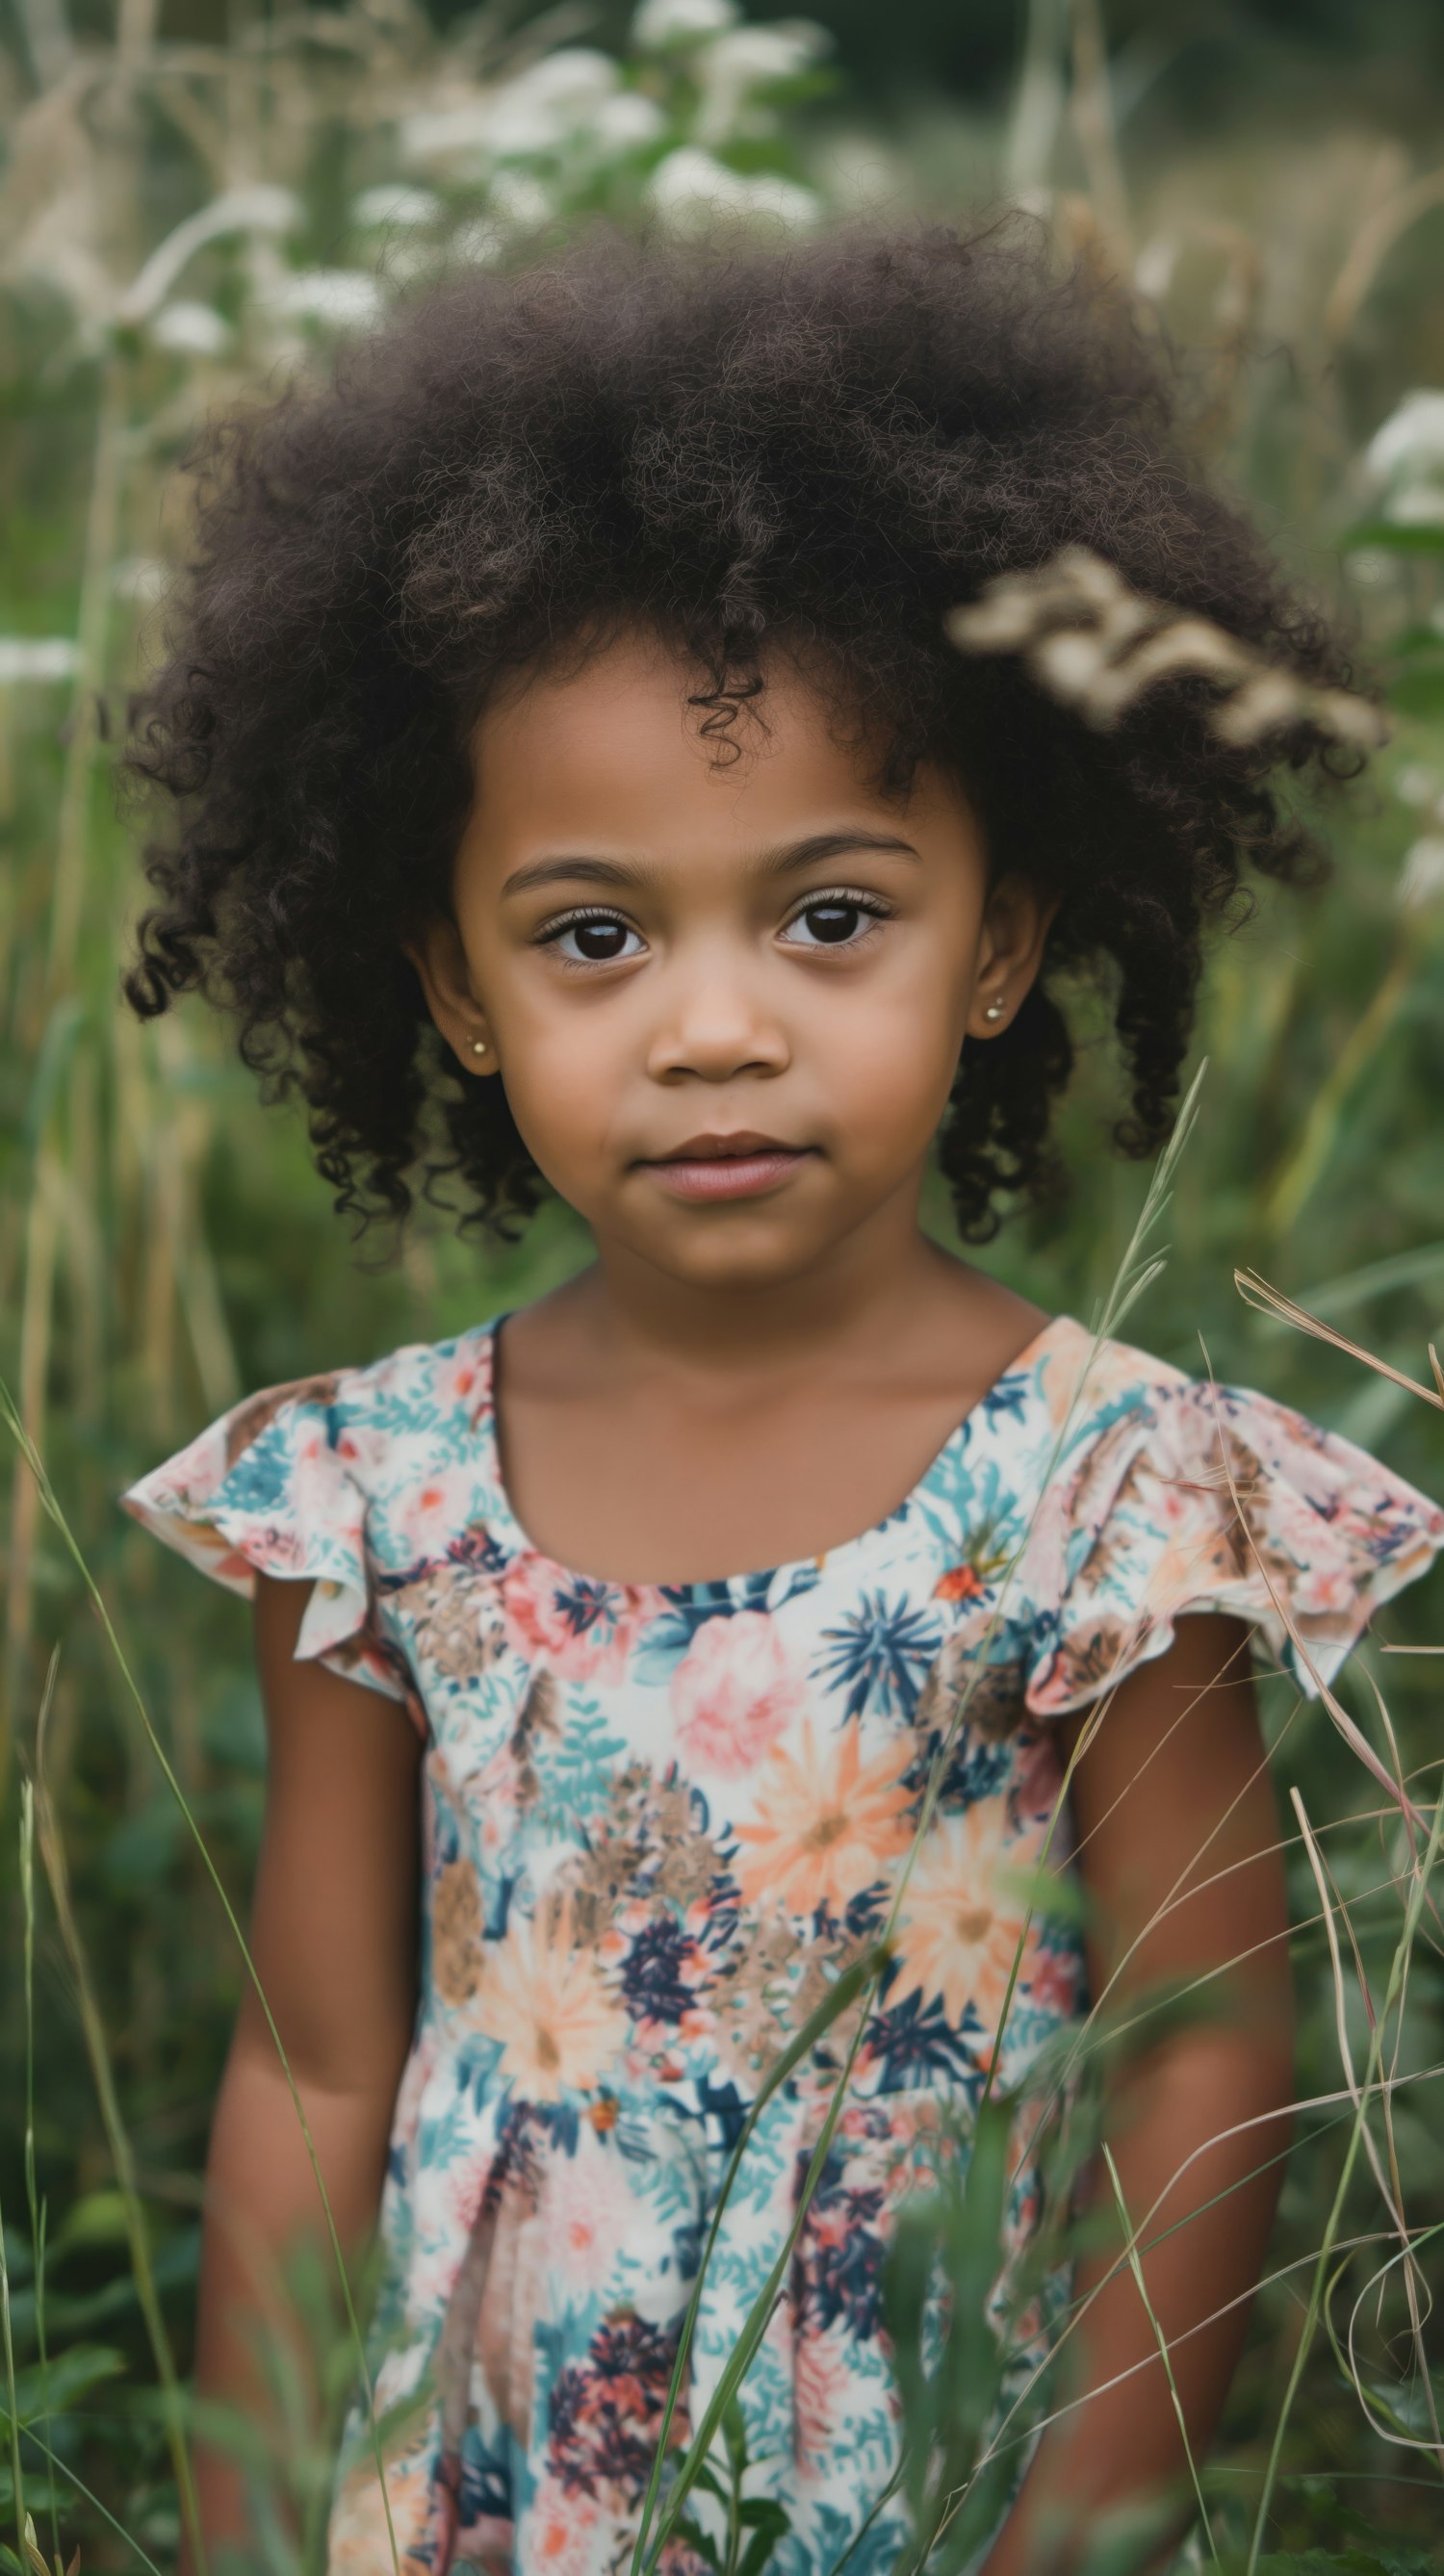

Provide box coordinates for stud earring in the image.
[984,998,1007,1023]
[470,1037,488,1059]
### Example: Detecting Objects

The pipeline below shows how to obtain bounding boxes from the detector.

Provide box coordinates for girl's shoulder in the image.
[1011,1318,1444,1715]
[137,1319,501,1492]
[120,1322,505,1713]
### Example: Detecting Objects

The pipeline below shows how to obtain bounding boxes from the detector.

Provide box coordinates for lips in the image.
[656,1131,799,1163]
[640,1131,814,1204]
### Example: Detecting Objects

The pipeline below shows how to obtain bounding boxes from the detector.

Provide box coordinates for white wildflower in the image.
[1393,763,1439,808]
[632,0,738,49]
[488,170,556,231]
[149,299,229,355]
[487,51,621,159]
[1362,389,1444,528]
[271,270,382,329]
[1133,234,1178,302]
[587,90,667,154]
[400,103,498,169]
[401,52,620,168]
[1365,390,1444,483]
[645,146,819,231]
[694,22,830,144]
[1384,485,1444,528]
[351,185,442,232]
[1399,835,1444,910]
[0,638,80,683]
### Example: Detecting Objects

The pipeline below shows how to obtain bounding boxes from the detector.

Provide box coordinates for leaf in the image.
[879,2200,936,2528]
[926,2449,1025,2576]
[992,1860,1090,1924]
[671,2518,720,2573]
[1388,662,1444,717]
[50,2193,132,2255]
[934,2096,1012,2459]
[0,2343,125,2427]
[737,2499,789,2536]
[737,2525,786,2576]
[1339,518,1444,554]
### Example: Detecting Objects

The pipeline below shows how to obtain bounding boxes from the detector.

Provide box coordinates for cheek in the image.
[489,994,630,1177]
[805,939,971,1119]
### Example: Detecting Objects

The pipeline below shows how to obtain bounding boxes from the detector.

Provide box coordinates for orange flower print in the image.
[734,1720,915,1916]
[328,2439,434,2573]
[934,1562,985,1603]
[890,1798,1038,2036]
[476,1898,627,2101]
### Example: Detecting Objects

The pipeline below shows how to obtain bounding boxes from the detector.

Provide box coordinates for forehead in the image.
[468,632,908,854]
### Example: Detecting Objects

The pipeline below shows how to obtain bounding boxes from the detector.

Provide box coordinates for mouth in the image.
[639,1131,816,1204]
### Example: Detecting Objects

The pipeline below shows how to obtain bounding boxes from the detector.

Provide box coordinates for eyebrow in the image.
[499,830,920,900]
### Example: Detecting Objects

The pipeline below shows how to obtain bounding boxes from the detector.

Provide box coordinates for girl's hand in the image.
[183,1574,422,2572]
[981,1613,1294,2576]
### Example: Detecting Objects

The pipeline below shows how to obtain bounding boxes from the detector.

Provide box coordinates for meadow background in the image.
[3,0,1444,2567]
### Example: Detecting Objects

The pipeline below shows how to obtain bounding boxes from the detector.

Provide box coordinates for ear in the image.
[404,917,497,1075]
[966,876,1058,1042]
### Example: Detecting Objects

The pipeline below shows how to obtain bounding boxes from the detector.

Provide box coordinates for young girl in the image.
[122,226,1441,2576]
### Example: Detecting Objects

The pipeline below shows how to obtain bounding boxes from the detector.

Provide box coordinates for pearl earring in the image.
[984,998,1007,1023]
[470,1037,488,1058]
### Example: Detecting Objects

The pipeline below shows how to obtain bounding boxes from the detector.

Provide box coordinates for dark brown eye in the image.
[550,914,643,965]
[573,919,629,961]
[796,901,863,945]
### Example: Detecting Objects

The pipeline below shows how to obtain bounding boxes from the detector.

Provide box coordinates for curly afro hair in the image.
[124,219,1358,1241]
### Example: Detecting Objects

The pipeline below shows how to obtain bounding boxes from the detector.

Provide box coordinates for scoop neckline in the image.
[477,1309,1082,1600]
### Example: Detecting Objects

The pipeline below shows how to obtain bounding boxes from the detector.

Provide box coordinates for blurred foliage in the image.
[2,0,1444,2568]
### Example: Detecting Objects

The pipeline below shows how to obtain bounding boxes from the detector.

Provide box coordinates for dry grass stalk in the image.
[946,544,1387,750]
[1234,1268,1444,1413]
[1290,1787,1442,2464]
[1069,0,1129,264]
[1323,160,1444,345]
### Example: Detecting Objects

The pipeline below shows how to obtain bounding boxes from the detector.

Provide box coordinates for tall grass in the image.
[3,0,1444,2568]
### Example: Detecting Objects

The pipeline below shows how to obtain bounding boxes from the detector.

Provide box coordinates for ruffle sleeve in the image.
[122,1374,411,1710]
[1022,1371,1444,1718]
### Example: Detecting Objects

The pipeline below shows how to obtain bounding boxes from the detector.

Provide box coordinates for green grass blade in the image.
[629,1941,890,2574]
[0,1381,402,2576]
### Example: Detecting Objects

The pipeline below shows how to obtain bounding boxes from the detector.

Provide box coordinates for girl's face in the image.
[411,631,1050,1294]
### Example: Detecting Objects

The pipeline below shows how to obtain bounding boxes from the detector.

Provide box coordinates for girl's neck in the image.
[571,1195,953,1391]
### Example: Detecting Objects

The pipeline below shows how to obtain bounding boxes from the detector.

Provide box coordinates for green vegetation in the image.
[2,2,1443,2568]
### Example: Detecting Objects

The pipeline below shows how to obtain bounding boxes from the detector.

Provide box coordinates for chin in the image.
[653,1223,837,1293]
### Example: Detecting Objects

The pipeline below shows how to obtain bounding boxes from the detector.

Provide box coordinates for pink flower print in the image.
[502,1553,656,1680]
[1025,1945,1080,2019]
[670,1611,806,1778]
[547,2129,636,2297]
[398,1461,480,1558]
[793,2326,853,2474]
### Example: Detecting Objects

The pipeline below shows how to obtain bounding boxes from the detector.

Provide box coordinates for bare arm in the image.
[185,1574,422,2570]
[981,1615,1295,2576]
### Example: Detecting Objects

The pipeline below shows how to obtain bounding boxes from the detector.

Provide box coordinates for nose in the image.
[644,952,791,1085]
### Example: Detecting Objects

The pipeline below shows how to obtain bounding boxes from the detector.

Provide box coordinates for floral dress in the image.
[124,1314,1442,2576]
